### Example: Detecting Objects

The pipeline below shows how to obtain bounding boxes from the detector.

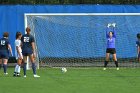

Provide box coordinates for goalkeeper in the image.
[136,33,140,62]
[103,23,119,70]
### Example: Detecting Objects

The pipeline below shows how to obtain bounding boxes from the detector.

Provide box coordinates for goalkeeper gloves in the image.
[107,23,112,28]
[112,23,116,27]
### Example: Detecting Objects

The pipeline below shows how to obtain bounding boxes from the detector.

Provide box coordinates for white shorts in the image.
[15,53,23,60]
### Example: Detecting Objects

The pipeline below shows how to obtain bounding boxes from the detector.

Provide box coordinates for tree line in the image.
[0,0,139,4]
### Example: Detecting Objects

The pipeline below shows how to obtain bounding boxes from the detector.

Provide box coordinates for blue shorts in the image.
[138,52,140,58]
[0,51,9,59]
[22,49,33,56]
[22,52,33,56]
[22,48,33,56]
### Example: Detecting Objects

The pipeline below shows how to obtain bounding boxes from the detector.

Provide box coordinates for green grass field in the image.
[0,67,140,93]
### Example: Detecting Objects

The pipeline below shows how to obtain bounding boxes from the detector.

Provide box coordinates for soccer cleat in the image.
[23,75,26,78]
[17,74,21,77]
[13,72,17,77]
[13,74,16,77]
[34,74,40,78]
[116,68,119,70]
[4,73,8,75]
[103,68,107,70]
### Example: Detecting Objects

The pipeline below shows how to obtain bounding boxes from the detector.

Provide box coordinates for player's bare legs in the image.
[17,58,22,66]
[112,54,119,70]
[29,54,35,63]
[112,54,117,61]
[106,53,110,61]
[103,53,110,70]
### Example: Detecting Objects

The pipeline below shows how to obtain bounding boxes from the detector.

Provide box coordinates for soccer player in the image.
[0,32,13,75]
[103,23,119,70]
[21,27,40,78]
[136,33,140,62]
[13,32,22,77]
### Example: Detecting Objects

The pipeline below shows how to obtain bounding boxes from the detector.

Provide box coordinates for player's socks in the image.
[3,64,7,74]
[32,63,36,75]
[115,61,118,67]
[32,63,40,78]
[13,73,16,76]
[17,65,21,74]
[17,65,21,76]
[23,63,27,76]
[14,65,19,76]
[0,64,2,69]
[104,61,108,67]
[14,64,18,73]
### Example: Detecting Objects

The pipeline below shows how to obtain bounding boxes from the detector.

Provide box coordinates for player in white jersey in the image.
[13,32,23,77]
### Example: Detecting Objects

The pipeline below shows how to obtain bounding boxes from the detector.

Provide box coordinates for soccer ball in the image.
[61,67,67,73]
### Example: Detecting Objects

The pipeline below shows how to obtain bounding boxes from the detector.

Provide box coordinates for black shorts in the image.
[106,48,116,54]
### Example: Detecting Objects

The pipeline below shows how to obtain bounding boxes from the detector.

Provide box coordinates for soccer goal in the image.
[24,13,140,68]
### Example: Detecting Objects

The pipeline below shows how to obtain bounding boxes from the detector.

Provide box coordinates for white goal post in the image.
[24,13,140,69]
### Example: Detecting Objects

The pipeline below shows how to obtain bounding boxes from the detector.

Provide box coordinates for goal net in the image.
[24,13,140,67]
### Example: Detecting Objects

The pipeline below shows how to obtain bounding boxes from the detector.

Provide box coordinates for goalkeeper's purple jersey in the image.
[106,27,116,48]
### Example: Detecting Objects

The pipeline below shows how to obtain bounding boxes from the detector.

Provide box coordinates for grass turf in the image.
[0,67,140,93]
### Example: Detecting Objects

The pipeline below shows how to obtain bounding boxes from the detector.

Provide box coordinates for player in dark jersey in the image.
[0,32,13,75]
[103,23,119,70]
[136,33,140,62]
[21,27,40,77]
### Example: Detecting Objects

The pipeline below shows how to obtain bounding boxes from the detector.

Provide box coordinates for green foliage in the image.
[0,0,140,4]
